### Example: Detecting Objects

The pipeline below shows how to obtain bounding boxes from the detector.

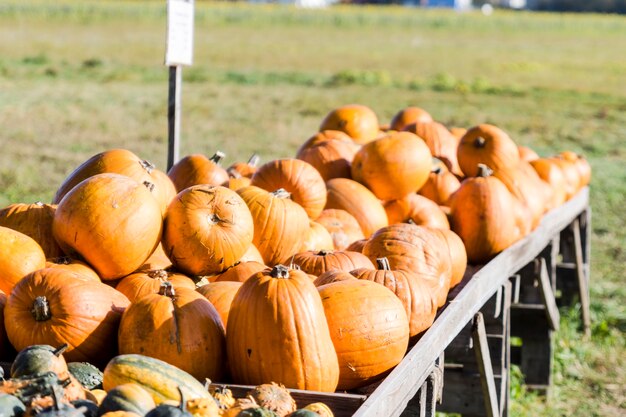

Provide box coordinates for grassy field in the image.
[0,1,624,415]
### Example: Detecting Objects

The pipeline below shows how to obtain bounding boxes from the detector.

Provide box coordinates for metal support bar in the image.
[167,65,182,171]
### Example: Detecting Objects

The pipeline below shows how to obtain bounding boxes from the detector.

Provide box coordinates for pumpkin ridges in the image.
[0,202,63,259]
[417,167,461,206]
[315,209,365,251]
[291,250,374,276]
[115,269,196,303]
[403,121,462,176]
[168,153,229,192]
[457,124,520,177]
[319,104,379,144]
[389,107,433,131]
[196,281,243,330]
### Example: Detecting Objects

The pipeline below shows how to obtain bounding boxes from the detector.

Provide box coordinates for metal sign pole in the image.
[167,65,182,171]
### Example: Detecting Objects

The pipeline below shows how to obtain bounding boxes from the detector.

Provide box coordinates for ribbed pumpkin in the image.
[227,265,339,391]
[312,270,356,287]
[228,154,261,179]
[363,223,452,307]
[449,164,520,264]
[389,107,433,131]
[151,169,178,214]
[119,283,226,381]
[299,221,335,252]
[457,124,520,177]
[5,268,129,365]
[429,229,467,288]
[403,121,462,176]
[0,226,46,295]
[115,270,196,303]
[351,258,437,338]
[318,104,379,144]
[196,281,242,330]
[351,131,432,201]
[383,194,450,229]
[224,171,252,191]
[240,244,265,264]
[292,250,374,276]
[346,239,368,253]
[518,145,539,162]
[247,383,296,417]
[325,178,388,238]
[530,158,568,208]
[45,257,100,282]
[417,166,461,206]
[560,151,591,187]
[214,261,267,283]
[53,173,162,281]
[237,187,309,266]
[98,383,156,416]
[251,159,327,219]
[317,279,409,390]
[52,149,170,216]
[315,209,365,251]
[167,152,229,192]
[139,243,173,271]
[0,202,63,258]
[296,135,360,182]
[162,185,254,276]
[296,130,354,153]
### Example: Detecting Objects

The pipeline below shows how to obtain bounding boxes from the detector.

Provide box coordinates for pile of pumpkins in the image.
[0,345,332,417]
[0,104,591,404]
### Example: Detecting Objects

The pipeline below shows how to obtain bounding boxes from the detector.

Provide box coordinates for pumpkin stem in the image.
[210,151,226,165]
[35,201,44,207]
[271,188,291,199]
[247,154,260,167]
[51,256,72,265]
[477,163,494,178]
[474,136,486,148]
[148,269,169,280]
[143,181,156,192]
[158,281,176,298]
[177,386,187,411]
[407,218,416,225]
[376,258,391,271]
[432,166,443,175]
[270,265,290,279]
[50,383,62,411]
[31,296,51,321]
[227,168,242,179]
[140,159,156,174]
[53,343,69,357]
[317,250,333,256]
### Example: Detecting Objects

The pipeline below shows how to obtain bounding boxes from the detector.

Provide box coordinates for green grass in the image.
[0,2,625,415]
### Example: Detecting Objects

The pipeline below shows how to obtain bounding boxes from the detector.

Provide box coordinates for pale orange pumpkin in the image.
[167,152,229,192]
[45,256,101,282]
[428,229,467,288]
[383,194,450,229]
[224,171,252,191]
[319,104,380,144]
[315,209,365,251]
[389,107,433,131]
[214,261,267,283]
[346,238,369,253]
[0,226,46,295]
[291,250,374,276]
[417,166,461,206]
[530,158,568,208]
[313,269,356,287]
[404,121,462,176]
[227,154,261,178]
[197,281,243,331]
[0,202,63,258]
[138,243,173,271]
[296,135,360,182]
[518,145,540,162]
[162,185,254,276]
[115,269,196,302]
[457,124,520,177]
[296,130,354,153]
[239,244,265,264]
[559,151,591,187]
[299,221,335,252]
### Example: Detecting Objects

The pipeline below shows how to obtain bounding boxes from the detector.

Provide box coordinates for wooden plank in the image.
[353,188,588,417]
[572,218,591,337]
[208,383,366,417]
[538,258,560,331]
[472,313,500,417]
[439,368,507,416]
[510,274,521,304]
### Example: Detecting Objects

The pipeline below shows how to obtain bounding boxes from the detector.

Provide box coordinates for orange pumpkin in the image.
[119,283,226,381]
[227,265,339,391]
[138,243,173,271]
[530,158,568,208]
[548,157,581,200]
[317,279,409,390]
[449,127,467,141]
[383,194,450,229]
[299,221,335,252]
[197,281,243,331]
[518,145,540,162]
[417,166,461,206]
[389,107,433,131]
[313,270,356,287]
[238,186,309,266]
[351,131,432,201]
[0,202,63,258]
[45,256,101,282]
[457,124,520,177]
[0,226,46,295]
[115,269,196,302]
[325,178,388,238]
[251,159,327,219]
[559,151,591,187]
[315,209,365,251]
[346,238,368,253]
[6,268,129,365]
[224,171,252,191]
[228,154,261,178]
[449,164,520,263]
[162,185,254,276]
[239,244,265,264]
[150,169,178,216]
[53,173,162,281]
[319,104,379,144]
[291,250,374,276]
[404,121,462,176]
[0,290,11,359]
[429,229,467,288]
[296,130,354,153]
[296,135,360,182]
[167,152,229,192]
[493,165,547,230]
[214,261,267,283]
[351,258,437,338]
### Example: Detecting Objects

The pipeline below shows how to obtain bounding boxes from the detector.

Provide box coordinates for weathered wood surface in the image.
[353,188,588,417]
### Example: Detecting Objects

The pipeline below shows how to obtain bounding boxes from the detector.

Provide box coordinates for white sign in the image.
[165,0,194,66]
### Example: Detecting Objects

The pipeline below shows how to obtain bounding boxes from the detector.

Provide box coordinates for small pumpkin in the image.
[0,226,46,295]
[0,202,63,259]
[403,121,462,176]
[299,222,334,253]
[186,397,220,417]
[530,158,567,208]
[315,209,364,251]
[296,131,354,154]
[457,124,520,177]
[228,154,261,179]
[208,386,235,410]
[221,396,258,417]
[389,107,433,131]
[11,344,69,379]
[115,269,196,303]
[45,257,101,282]
[167,152,229,192]
[247,383,296,417]
[0,393,26,417]
[302,403,333,417]
[196,281,243,330]
[417,166,461,206]
[139,244,173,271]
[559,151,591,187]
[518,145,539,162]
[144,387,192,417]
[214,261,267,283]
[345,239,368,253]
[291,250,374,276]
[312,270,356,287]
[67,362,103,391]
[98,383,156,416]
[295,135,360,182]
[318,104,379,144]
[383,194,450,229]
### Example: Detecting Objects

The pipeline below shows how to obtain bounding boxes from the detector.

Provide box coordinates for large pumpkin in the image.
[237,186,309,266]
[0,202,63,258]
[350,258,437,339]
[5,268,129,365]
[295,135,360,182]
[0,226,46,295]
[315,209,364,251]
[383,194,450,229]
[363,223,452,307]
[162,185,254,276]
[389,107,433,131]
[403,121,462,176]
[317,279,409,390]
[167,152,229,192]
[291,250,374,276]
[449,164,520,264]
[251,159,327,219]
[119,283,226,381]
[197,281,243,331]
[318,104,379,144]
[325,178,388,238]
[351,131,432,201]
[214,261,267,283]
[115,269,196,303]
[457,124,520,177]
[417,166,461,206]
[227,265,339,391]
[53,173,162,281]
